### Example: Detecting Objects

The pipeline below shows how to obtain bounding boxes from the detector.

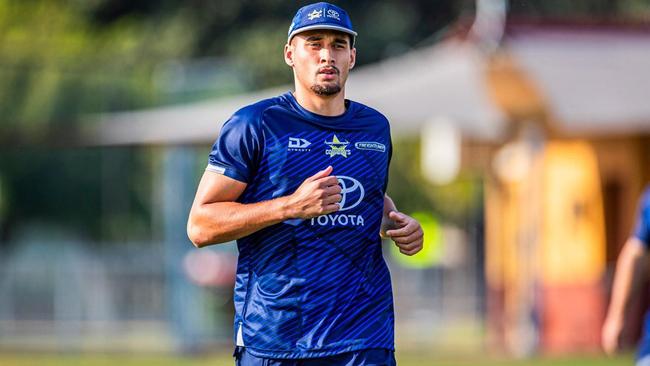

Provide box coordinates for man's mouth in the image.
[318,67,339,75]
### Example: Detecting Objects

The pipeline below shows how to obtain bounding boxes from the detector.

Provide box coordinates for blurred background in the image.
[1,0,649,365]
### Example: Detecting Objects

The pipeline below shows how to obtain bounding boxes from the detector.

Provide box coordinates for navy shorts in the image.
[234,347,397,366]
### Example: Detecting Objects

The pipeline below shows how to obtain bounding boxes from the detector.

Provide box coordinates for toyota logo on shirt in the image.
[336,176,364,211]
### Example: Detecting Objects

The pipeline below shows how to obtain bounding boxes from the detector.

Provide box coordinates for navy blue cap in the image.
[287,2,357,45]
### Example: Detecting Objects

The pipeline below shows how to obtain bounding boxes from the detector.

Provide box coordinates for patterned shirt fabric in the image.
[207,92,394,359]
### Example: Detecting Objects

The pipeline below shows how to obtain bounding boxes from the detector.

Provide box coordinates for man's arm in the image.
[187,166,342,247]
[602,237,649,355]
[381,194,424,256]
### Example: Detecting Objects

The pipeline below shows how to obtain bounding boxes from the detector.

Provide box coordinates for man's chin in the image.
[311,84,341,96]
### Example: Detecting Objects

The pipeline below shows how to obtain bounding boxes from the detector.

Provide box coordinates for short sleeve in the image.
[382,136,392,194]
[633,187,650,248]
[207,112,262,183]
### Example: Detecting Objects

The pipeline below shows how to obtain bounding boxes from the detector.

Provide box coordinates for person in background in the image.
[603,186,650,365]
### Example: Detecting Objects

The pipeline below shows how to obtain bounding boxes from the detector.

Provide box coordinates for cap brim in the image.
[287,25,358,43]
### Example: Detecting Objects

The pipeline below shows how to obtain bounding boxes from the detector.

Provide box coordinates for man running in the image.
[187,3,423,365]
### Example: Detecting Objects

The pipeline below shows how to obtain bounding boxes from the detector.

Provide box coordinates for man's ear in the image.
[349,47,356,69]
[284,44,294,67]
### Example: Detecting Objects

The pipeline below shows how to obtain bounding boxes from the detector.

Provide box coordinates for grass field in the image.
[0,351,634,366]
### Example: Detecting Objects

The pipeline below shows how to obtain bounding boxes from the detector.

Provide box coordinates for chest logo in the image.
[310,175,365,227]
[354,141,386,153]
[336,176,364,211]
[288,137,311,151]
[325,134,351,158]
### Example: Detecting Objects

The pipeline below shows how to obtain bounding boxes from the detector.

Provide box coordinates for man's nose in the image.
[319,47,335,64]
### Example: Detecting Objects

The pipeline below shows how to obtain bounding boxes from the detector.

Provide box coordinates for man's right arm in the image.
[602,237,649,355]
[187,165,342,248]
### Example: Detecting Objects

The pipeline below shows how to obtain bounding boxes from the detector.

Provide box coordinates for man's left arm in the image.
[381,194,424,256]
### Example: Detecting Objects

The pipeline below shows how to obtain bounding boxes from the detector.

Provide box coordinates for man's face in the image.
[285,30,356,97]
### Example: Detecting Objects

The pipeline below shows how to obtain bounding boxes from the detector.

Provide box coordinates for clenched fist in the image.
[285,166,342,219]
[382,211,424,256]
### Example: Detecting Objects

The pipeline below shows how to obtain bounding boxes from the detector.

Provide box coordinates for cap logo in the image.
[288,3,357,44]
[307,9,323,20]
[326,9,340,20]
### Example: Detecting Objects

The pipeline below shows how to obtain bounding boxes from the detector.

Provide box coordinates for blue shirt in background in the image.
[634,186,650,248]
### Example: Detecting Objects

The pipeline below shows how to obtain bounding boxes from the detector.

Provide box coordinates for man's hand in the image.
[382,211,424,256]
[601,315,623,356]
[284,166,342,219]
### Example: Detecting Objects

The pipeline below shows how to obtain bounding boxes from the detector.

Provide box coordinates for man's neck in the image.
[293,86,346,117]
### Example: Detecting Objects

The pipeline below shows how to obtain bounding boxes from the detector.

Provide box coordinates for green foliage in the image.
[0,0,467,135]
[0,0,195,133]
[225,21,293,88]
[620,0,650,17]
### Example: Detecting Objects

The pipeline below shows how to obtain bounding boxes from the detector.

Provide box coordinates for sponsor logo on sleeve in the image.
[206,164,226,174]
[288,137,311,151]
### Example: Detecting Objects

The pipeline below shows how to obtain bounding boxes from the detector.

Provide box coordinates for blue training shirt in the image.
[207,92,394,359]
[633,186,650,248]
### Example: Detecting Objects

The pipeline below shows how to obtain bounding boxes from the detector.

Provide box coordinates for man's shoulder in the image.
[348,99,390,125]
[349,99,388,118]
[229,94,288,125]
